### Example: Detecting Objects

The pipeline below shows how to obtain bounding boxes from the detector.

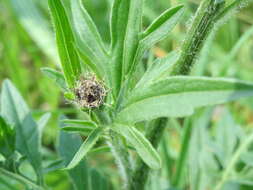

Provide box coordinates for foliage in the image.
[1,0,253,189]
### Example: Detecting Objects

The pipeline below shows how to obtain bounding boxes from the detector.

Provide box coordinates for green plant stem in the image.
[172,0,224,75]
[129,118,168,190]
[214,132,253,190]
[0,168,43,190]
[130,1,225,189]
[171,120,193,187]
[108,130,133,189]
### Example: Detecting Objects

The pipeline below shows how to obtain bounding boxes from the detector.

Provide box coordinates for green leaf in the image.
[141,5,184,39]
[61,126,94,136]
[128,5,184,75]
[71,0,107,62]
[110,0,143,96]
[43,159,65,173]
[76,47,104,80]
[122,0,143,75]
[89,168,112,190]
[0,116,15,158]
[0,80,42,183]
[9,0,58,63]
[58,116,89,190]
[136,51,179,88]
[41,67,68,91]
[66,127,103,170]
[71,0,110,85]
[113,124,161,169]
[61,119,97,128]
[116,77,253,124]
[49,0,81,88]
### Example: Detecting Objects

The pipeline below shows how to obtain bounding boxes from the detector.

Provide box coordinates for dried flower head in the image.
[74,75,106,108]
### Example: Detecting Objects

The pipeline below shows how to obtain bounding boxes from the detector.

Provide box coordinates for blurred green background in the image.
[0,0,253,189]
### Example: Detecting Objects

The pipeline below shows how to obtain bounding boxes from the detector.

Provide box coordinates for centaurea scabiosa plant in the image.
[45,0,253,189]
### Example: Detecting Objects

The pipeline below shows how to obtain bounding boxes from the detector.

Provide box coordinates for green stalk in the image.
[172,0,225,75]
[214,132,253,190]
[130,118,168,190]
[108,130,133,189]
[130,0,225,189]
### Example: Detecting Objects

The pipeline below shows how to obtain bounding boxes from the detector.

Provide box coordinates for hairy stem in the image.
[172,0,225,75]
[130,118,168,190]
[130,0,225,189]
[108,130,133,189]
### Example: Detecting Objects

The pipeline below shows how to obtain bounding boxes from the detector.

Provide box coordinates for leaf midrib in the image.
[122,88,250,111]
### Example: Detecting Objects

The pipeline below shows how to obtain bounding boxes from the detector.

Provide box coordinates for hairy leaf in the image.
[49,0,81,88]
[136,51,179,88]
[61,119,97,128]
[110,0,143,96]
[58,116,89,190]
[128,5,184,75]
[113,124,161,169]
[66,127,103,170]
[71,0,109,83]
[116,77,253,123]
[41,67,67,91]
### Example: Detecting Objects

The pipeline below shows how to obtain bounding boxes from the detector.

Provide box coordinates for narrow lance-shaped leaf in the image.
[128,5,184,76]
[66,127,103,170]
[110,0,143,96]
[61,119,97,128]
[60,119,97,136]
[123,0,143,75]
[136,51,179,88]
[58,116,89,190]
[71,0,107,61]
[61,126,94,136]
[71,0,110,84]
[49,0,81,88]
[141,5,184,45]
[113,124,161,169]
[41,67,67,91]
[0,80,43,183]
[116,77,253,124]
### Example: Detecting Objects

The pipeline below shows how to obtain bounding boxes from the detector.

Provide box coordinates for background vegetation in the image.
[0,0,253,189]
